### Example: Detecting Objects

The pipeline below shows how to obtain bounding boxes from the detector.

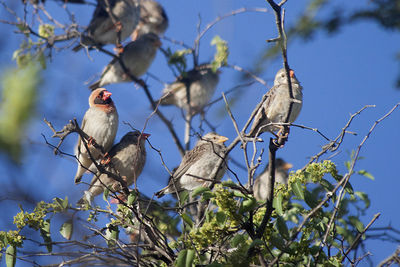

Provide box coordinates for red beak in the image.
[289,70,295,78]
[140,133,151,139]
[102,90,112,101]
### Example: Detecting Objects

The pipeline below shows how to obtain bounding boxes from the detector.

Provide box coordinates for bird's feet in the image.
[87,136,96,147]
[100,152,111,165]
[113,43,124,55]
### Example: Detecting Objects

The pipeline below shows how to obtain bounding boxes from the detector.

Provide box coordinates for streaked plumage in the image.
[157,64,220,115]
[74,88,119,183]
[249,68,303,137]
[78,130,149,204]
[131,0,168,40]
[89,33,161,89]
[73,0,140,51]
[156,132,228,198]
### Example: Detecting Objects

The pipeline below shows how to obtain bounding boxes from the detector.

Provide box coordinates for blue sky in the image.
[1,0,400,265]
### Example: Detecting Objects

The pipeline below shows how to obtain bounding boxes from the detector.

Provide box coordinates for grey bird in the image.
[89,33,161,90]
[248,68,303,137]
[74,88,119,184]
[73,0,140,52]
[155,132,228,198]
[78,130,149,205]
[131,0,169,40]
[157,64,220,115]
[253,158,293,201]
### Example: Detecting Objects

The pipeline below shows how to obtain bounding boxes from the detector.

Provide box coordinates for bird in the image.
[253,158,293,201]
[131,0,169,40]
[73,0,140,52]
[155,132,228,198]
[89,33,161,90]
[248,68,303,137]
[77,130,149,205]
[74,88,119,184]
[156,64,220,115]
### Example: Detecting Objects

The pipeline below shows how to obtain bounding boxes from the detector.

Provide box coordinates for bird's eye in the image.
[281,74,285,78]
[97,92,103,98]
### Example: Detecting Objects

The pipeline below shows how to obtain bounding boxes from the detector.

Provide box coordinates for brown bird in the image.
[253,158,293,201]
[155,132,228,198]
[74,88,119,184]
[89,33,161,90]
[157,64,220,115]
[131,0,169,40]
[73,0,140,52]
[249,68,303,137]
[78,130,149,205]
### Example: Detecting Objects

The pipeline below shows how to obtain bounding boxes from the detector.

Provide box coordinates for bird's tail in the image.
[155,188,167,198]
[77,191,93,206]
[72,44,83,52]
[89,80,102,91]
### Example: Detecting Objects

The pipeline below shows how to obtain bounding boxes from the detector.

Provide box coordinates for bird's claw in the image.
[101,152,111,165]
[113,44,124,55]
[87,136,96,147]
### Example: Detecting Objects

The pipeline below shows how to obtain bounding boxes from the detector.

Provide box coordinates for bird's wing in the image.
[249,85,278,135]
[86,0,117,36]
[171,144,208,180]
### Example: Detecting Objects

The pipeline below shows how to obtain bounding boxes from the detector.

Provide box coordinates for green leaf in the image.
[192,186,210,198]
[320,179,334,192]
[221,180,236,187]
[248,238,263,250]
[231,234,245,247]
[40,219,52,253]
[239,197,257,213]
[348,216,364,232]
[355,191,370,209]
[181,213,193,228]
[215,212,227,226]
[176,249,187,267]
[206,263,224,267]
[269,234,286,251]
[127,191,137,206]
[357,170,374,180]
[185,249,195,267]
[179,191,189,205]
[0,62,41,162]
[105,224,119,247]
[273,192,283,215]
[60,220,73,240]
[233,190,246,198]
[276,216,290,240]
[292,181,305,200]
[103,187,110,201]
[5,245,16,267]
[343,180,354,195]
[202,191,215,200]
[304,190,318,209]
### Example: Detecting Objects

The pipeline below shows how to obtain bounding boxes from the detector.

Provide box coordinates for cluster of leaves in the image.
[167,160,372,266]
[0,159,374,266]
[0,197,71,266]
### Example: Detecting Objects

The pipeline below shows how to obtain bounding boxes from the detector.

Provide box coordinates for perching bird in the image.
[155,132,228,198]
[131,0,169,40]
[89,33,161,89]
[78,130,149,205]
[74,88,119,184]
[248,68,303,137]
[73,0,140,52]
[253,158,293,201]
[157,64,220,115]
